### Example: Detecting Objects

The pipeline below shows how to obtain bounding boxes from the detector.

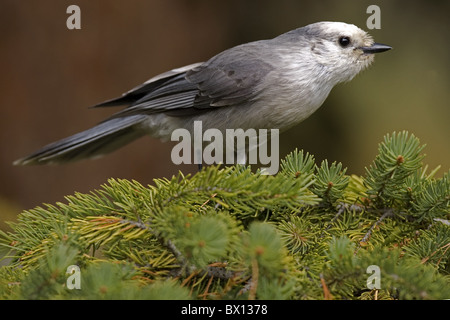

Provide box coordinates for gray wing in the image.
[96,44,274,118]
[186,48,275,109]
[92,63,203,108]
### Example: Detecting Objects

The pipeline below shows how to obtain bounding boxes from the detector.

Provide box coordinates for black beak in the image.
[360,42,392,54]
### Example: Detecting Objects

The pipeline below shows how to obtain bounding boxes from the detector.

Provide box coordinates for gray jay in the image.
[14,21,391,166]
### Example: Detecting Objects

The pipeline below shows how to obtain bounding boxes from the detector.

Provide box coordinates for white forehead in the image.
[314,21,365,37]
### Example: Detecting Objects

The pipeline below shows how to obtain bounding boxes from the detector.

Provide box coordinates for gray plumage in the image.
[14,21,391,166]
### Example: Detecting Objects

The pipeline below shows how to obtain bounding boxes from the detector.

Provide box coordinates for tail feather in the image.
[14,115,147,165]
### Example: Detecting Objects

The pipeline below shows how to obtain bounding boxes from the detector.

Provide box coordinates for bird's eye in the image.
[338,36,351,47]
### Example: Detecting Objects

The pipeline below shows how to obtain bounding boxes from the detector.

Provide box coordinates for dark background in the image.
[1,0,449,228]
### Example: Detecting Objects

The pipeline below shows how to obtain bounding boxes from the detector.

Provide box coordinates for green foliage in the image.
[1,131,449,300]
[312,160,349,207]
[365,131,425,206]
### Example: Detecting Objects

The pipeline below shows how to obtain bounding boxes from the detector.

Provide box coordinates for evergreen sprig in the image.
[409,170,450,223]
[312,160,349,207]
[365,131,425,207]
[0,131,449,300]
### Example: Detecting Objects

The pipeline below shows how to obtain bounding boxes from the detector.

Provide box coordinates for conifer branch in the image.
[1,131,449,300]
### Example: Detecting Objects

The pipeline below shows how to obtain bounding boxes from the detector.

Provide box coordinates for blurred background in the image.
[1,0,449,230]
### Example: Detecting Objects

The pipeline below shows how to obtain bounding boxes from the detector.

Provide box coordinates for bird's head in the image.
[289,21,391,83]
